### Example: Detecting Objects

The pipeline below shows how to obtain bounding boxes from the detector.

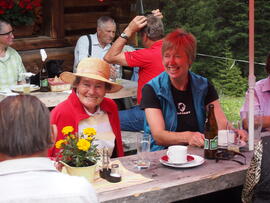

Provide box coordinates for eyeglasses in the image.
[215,148,246,165]
[0,30,14,36]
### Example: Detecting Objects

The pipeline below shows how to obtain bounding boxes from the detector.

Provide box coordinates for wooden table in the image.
[0,79,137,108]
[98,147,253,203]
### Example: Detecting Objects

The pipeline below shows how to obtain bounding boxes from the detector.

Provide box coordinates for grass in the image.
[219,96,245,123]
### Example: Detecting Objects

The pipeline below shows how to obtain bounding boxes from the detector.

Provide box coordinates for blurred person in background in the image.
[73,16,116,72]
[0,19,25,90]
[0,95,98,203]
[104,9,165,132]
[240,52,270,131]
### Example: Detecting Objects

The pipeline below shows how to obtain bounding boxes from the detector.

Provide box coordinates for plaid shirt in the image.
[0,47,26,89]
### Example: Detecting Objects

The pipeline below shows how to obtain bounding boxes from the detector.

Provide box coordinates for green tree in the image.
[212,50,247,97]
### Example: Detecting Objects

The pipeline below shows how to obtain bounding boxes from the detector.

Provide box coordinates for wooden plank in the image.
[65,12,111,23]
[65,22,97,31]
[0,79,137,107]
[12,37,70,51]
[64,12,111,31]
[19,47,74,73]
[50,0,65,39]
[65,35,81,46]
[64,0,110,7]
[97,148,253,202]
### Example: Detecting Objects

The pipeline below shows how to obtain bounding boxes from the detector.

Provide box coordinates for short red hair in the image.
[162,28,197,64]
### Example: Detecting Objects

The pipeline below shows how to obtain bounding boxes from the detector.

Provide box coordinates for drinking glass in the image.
[136,132,150,169]
[241,110,263,140]
[226,121,242,152]
[110,64,122,82]
[20,73,32,94]
[241,110,263,149]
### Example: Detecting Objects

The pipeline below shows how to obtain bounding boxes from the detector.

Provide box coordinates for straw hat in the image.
[60,58,123,93]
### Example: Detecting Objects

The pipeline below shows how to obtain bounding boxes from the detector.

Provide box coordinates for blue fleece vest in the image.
[144,71,208,151]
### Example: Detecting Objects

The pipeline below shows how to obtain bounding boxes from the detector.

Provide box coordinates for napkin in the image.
[93,160,153,193]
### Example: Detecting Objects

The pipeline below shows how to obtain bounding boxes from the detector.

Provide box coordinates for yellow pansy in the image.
[62,126,74,135]
[68,134,76,139]
[77,139,91,151]
[55,140,66,149]
[83,128,96,137]
[86,136,94,141]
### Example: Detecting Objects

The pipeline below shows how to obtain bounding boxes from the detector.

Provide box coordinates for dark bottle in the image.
[39,62,49,92]
[204,104,218,159]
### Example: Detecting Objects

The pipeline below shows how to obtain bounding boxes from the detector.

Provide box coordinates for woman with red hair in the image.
[140,28,228,151]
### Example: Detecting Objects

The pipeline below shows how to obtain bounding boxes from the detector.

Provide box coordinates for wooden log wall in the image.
[12,0,136,73]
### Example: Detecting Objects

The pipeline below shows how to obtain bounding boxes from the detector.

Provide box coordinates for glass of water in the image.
[136,132,151,170]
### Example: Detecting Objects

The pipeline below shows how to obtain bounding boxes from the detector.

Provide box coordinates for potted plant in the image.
[55,126,100,182]
[0,0,42,36]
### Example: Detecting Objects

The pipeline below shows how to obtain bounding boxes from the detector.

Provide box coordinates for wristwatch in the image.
[120,32,129,40]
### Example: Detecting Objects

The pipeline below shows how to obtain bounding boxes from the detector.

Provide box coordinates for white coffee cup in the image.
[166,145,187,164]
[218,130,235,147]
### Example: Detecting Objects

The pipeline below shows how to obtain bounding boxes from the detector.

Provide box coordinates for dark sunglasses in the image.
[0,30,13,36]
[215,148,246,165]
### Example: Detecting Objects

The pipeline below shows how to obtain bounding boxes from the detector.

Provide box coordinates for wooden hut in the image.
[11,0,137,73]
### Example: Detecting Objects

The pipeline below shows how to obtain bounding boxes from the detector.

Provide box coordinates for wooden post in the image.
[248,0,255,151]
[49,0,65,39]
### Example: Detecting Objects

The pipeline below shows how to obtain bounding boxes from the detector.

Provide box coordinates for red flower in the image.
[25,4,33,10]
[1,0,42,26]
[0,0,14,9]
[0,2,6,8]
[32,0,41,7]
[18,1,25,8]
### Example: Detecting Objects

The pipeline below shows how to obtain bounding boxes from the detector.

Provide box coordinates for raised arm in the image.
[103,16,147,66]
[208,99,228,130]
[145,108,205,147]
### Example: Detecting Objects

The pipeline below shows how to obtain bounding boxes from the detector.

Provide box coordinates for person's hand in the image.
[54,161,64,172]
[151,9,163,19]
[235,129,248,142]
[188,132,205,147]
[125,16,147,36]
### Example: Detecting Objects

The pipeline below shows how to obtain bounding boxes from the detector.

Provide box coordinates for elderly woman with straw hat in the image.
[48,57,124,158]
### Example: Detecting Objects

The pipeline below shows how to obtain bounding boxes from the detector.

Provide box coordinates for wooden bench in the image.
[19,46,134,79]
[19,46,74,73]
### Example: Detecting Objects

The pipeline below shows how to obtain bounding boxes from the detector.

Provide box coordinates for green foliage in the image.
[159,0,269,91]
[220,96,245,123]
[2,5,35,26]
[212,50,248,97]
[56,127,100,167]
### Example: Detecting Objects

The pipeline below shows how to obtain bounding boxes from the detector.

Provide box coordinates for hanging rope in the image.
[197,53,265,66]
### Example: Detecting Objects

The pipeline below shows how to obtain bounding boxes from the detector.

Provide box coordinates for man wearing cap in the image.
[48,57,124,158]
[104,10,165,132]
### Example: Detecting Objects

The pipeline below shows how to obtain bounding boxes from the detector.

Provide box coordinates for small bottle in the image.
[204,104,218,159]
[39,62,49,92]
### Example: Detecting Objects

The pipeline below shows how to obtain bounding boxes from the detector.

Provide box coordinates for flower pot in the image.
[60,161,97,183]
[14,25,35,37]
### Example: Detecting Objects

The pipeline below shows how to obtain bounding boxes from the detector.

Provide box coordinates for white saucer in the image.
[160,154,205,168]
[11,85,40,93]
